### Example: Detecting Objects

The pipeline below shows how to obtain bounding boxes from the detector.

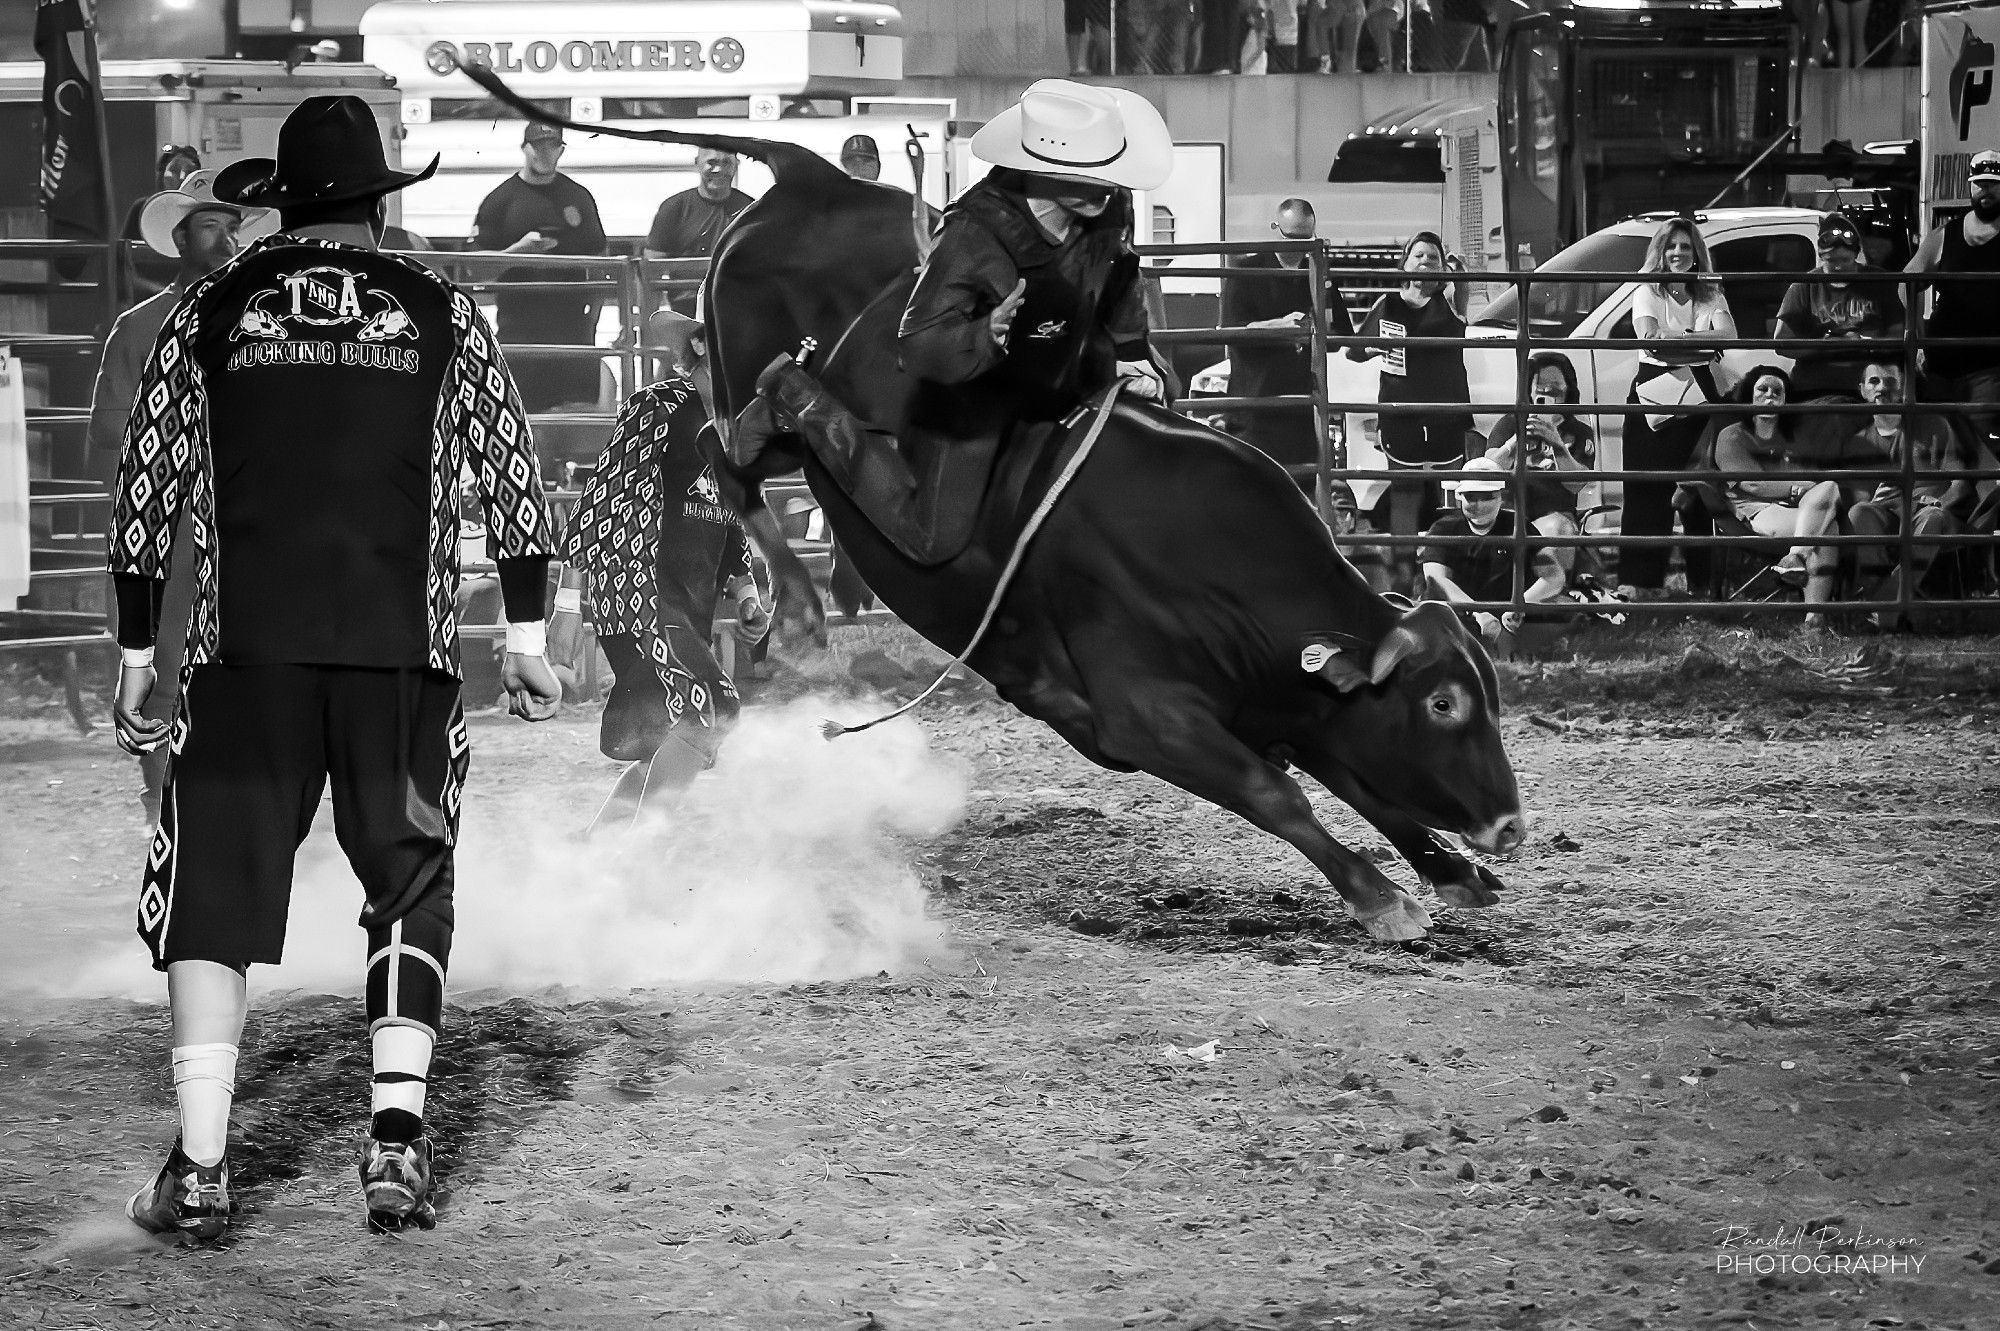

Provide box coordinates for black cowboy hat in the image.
[214,95,438,209]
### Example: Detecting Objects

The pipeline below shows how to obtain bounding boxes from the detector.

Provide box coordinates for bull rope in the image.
[820,383,1124,740]
[905,127,937,265]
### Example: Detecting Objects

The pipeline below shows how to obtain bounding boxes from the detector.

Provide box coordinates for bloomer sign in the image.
[424,37,749,79]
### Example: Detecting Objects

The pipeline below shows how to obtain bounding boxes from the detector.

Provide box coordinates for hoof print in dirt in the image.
[1066,911,1122,936]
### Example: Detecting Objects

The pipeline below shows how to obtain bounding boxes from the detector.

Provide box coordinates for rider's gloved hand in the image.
[1115,360,1164,402]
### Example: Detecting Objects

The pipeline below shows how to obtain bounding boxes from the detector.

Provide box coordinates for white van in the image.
[1195,206,1828,509]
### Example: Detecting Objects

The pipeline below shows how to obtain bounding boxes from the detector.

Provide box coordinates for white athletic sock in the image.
[172,1043,238,1167]
[371,1024,435,1122]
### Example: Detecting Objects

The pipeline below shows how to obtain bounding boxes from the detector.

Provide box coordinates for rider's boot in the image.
[755,356,947,563]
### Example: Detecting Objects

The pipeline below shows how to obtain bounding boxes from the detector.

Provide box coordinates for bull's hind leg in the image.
[1292,752,1504,910]
[1096,690,1431,942]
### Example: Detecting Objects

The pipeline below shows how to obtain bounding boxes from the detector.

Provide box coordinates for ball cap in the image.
[524,121,564,145]
[1817,211,1862,250]
[1451,457,1509,495]
[1971,150,2000,184]
[840,133,880,161]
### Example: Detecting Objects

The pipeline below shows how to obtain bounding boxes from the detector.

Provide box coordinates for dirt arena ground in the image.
[1,626,1997,1330]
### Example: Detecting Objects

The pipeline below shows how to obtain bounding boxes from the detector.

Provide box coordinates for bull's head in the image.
[1301,601,1527,855]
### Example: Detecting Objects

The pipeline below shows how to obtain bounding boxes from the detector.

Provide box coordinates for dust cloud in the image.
[31,697,965,1003]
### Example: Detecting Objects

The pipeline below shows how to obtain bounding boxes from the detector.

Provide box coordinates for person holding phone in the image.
[1482,350,1596,579]
[472,122,609,412]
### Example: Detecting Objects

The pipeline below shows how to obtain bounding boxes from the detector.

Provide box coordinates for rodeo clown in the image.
[553,307,770,835]
[108,96,561,1241]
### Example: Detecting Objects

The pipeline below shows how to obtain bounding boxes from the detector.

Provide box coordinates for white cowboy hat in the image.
[138,168,277,260]
[970,79,1173,192]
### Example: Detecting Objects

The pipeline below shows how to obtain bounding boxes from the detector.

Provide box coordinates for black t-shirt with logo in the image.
[471,172,608,337]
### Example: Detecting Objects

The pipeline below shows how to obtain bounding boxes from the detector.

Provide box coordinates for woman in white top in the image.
[1620,217,1738,597]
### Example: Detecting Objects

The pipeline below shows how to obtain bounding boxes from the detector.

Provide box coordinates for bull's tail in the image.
[820,383,1124,741]
[456,60,815,168]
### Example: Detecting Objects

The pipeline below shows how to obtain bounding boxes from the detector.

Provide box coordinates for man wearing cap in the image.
[553,307,768,835]
[644,147,755,314]
[753,79,1174,563]
[1220,198,1355,469]
[108,95,561,1243]
[471,121,609,412]
[1908,150,2000,448]
[1419,457,1567,642]
[89,171,275,826]
[840,134,883,182]
[1775,212,1904,401]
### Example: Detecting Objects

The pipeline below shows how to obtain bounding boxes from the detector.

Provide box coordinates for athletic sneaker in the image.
[359,1136,437,1232]
[127,1139,231,1242]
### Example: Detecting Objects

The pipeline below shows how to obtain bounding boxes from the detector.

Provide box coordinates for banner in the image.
[35,0,107,245]
[0,351,28,612]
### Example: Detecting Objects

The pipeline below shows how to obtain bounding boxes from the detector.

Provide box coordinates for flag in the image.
[35,0,107,245]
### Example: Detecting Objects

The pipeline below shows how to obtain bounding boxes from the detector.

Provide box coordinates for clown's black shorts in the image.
[138,663,468,976]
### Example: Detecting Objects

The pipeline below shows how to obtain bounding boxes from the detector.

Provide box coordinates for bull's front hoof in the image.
[773,593,828,654]
[1429,862,1505,910]
[1351,892,1433,942]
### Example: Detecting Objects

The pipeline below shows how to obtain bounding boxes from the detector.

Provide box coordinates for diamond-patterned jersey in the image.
[558,377,750,726]
[108,234,553,678]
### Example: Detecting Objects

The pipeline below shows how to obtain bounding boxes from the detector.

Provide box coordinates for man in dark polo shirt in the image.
[471,121,609,411]
[643,146,754,314]
[1221,198,1354,469]
[107,96,560,1244]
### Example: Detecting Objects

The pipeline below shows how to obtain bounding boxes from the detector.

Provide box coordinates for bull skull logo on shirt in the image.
[231,266,417,343]
[689,466,722,505]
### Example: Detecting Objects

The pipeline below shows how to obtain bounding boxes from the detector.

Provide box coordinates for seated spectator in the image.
[1482,349,1596,579]
[1420,458,1569,644]
[1845,358,1981,611]
[1774,213,1904,401]
[1327,478,1393,593]
[1712,365,1863,630]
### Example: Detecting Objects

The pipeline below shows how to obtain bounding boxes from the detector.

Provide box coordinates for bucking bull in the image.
[465,66,1529,941]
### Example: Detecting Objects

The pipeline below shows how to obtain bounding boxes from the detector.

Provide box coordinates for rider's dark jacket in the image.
[897,170,1150,423]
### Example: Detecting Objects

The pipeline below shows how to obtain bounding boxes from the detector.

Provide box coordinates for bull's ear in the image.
[1301,637,1372,693]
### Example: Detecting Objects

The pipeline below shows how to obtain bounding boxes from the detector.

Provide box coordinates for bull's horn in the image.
[1368,625,1425,684]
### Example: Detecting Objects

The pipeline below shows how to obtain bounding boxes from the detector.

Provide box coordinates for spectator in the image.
[1160,0,1200,71]
[1827,0,1867,66]
[1315,0,1368,70]
[1222,198,1355,469]
[1328,477,1393,593]
[840,134,882,182]
[1907,148,2000,454]
[1713,366,1849,630]
[1420,457,1569,645]
[1066,0,1112,73]
[1482,349,1597,580]
[1268,0,1302,70]
[1349,230,1474,592]
[1621,215,1736,599]
[1775,212,1905,400]
[471,122,610,413]
[119,144,202,300]
[1846,358,1981,610]
[644,147,755,314]
[1240,1,1271,73]
[1199,0,1241,70]
[89,170,272,824]
[1361,0,1405,70]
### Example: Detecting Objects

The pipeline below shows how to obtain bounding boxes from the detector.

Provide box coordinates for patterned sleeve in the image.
[447,288,555,560]
[107,299,203,578]
[558,388,652,568]
[719,514,753,593]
